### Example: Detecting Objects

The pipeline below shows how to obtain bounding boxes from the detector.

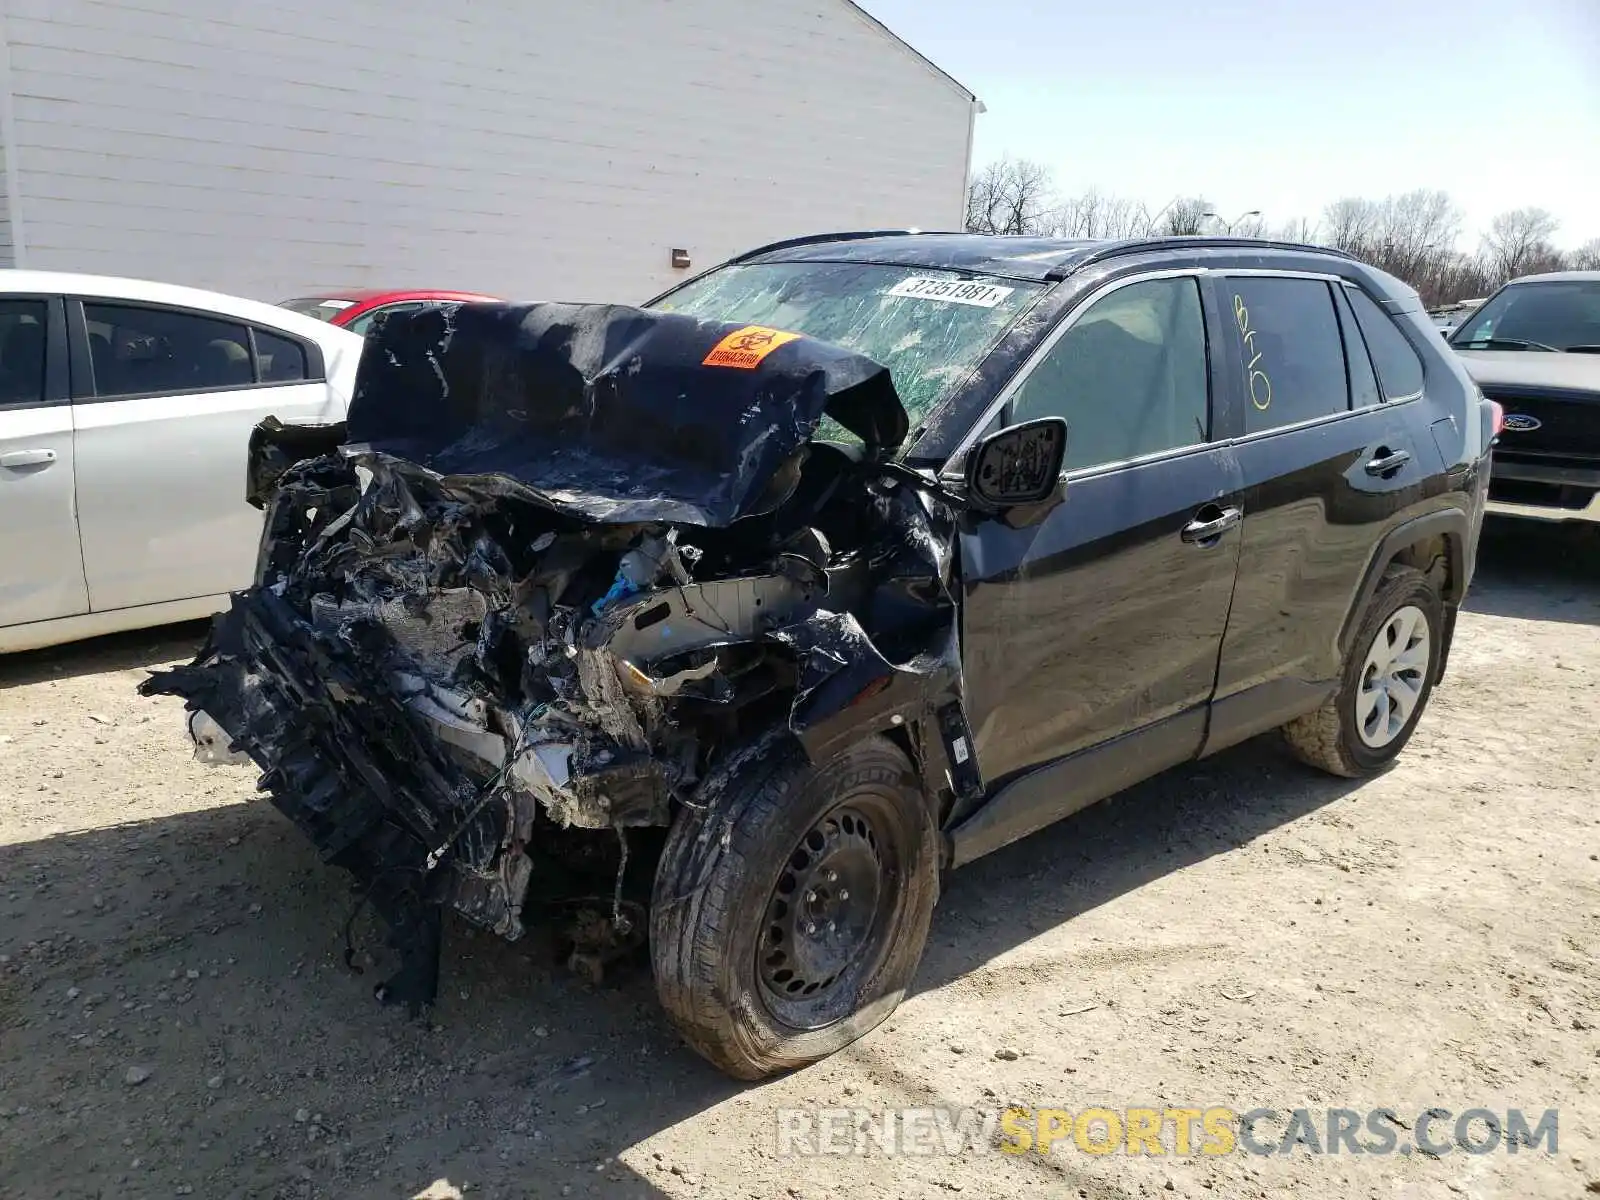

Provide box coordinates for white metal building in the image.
[0,0,977,305]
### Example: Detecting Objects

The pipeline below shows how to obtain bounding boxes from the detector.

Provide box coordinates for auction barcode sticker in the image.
[887,277,1016,308]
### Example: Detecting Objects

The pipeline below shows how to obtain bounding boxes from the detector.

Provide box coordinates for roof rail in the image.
[1045,236,1357,280]
[730,229,948,263]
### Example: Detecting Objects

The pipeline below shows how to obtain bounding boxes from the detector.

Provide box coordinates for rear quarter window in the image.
[1344,286,1425,400]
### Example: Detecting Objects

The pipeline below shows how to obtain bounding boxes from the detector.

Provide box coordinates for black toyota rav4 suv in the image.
[146,233,1494,1080]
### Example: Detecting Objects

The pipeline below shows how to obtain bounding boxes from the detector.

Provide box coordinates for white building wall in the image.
[0,14,14,269]
[0,0,973,303]
[0,133,12,269]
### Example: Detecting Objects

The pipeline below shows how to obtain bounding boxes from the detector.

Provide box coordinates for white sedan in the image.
[0,272,365,653]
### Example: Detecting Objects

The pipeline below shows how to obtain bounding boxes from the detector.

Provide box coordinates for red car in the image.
[278,289,501,336]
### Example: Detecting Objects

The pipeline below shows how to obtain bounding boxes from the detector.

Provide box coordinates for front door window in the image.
[1008,276,1209,469]
[0,300,50,407]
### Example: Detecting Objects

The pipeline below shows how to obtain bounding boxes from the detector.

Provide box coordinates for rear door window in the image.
[84,303,254,398]
[0,300,49,407]
[1344,286,1425,400]
[255,328,309,383]
[1225,277,1349,434]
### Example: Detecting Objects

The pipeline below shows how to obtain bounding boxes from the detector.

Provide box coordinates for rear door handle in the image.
[1364,448,1412,477]
[0,449,57,468]
[1180,505,1243,544]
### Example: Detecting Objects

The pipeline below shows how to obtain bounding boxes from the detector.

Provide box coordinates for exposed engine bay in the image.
[142,301,982,1009]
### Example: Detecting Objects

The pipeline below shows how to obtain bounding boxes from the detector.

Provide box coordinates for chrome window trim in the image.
[1221,268,1346,282]
[943,266,1416,482]
[1229,391,1420,446]
[1038,435,1222,486]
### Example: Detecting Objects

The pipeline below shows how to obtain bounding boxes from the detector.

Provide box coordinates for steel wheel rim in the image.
[757,797,903,1030]
[1355,604,1430,748]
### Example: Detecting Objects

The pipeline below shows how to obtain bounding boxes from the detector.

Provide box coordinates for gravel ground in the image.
[1,512,1597,1200]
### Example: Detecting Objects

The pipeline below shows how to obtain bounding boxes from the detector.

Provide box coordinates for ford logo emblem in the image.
[1502,414,1542,432]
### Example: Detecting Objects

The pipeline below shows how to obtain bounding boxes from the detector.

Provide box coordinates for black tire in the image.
[650,732,938,1080]
[1283,564,1443,778]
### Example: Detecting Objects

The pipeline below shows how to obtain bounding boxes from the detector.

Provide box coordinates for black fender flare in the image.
[1337,506,1471,660]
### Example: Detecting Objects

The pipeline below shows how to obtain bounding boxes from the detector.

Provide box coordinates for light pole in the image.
[1147,195,1182,232]
[1202,209,1262,235]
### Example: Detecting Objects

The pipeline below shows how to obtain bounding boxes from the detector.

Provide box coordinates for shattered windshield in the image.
[1450,280,1600,351]
[652,262,1041,437]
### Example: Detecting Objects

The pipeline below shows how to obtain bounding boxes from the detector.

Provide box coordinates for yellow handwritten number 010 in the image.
[1232,294,1272,411]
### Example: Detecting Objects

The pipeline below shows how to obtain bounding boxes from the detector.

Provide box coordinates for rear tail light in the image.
[1486,398,1505,439]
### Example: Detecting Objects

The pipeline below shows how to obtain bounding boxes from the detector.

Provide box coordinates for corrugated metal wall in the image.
[0,0,973,302]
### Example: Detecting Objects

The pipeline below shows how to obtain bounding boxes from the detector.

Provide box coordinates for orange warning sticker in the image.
[702,325,802,369]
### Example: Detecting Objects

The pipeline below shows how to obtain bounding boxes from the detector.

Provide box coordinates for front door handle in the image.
[0,449,57,468]
[1180,505,1243,544]
[1364,448,1412,477]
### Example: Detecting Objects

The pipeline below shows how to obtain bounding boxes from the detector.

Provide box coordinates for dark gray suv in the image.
[146,233,1495,1080]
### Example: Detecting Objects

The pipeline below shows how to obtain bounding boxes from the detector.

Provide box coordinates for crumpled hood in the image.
[137,298,979,1016]
[1455,349,1600,395]
[343,301,910,527]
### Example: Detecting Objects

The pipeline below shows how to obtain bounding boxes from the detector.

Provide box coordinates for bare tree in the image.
[1321,198,1381,255]
[962,166,1591,306]
[1230,213,1269,239]
[1430,255,1496,307]
[1316,191,1465,305]
[1054,188,1153,239]
[1372,190,1462,280]
[1158,197,1213,237]
[1273,216,1320,244]
[1571,238,1600,271]
[1481,207,1561,281]
[965,157,1057,236]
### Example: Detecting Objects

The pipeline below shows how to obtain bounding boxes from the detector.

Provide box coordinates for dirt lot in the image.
[2,513,1598,1200]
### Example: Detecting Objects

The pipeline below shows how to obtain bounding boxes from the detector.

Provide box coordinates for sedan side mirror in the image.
[964,417,1069,523]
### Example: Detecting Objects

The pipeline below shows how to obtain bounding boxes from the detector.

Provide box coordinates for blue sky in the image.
[859,0,1600,249]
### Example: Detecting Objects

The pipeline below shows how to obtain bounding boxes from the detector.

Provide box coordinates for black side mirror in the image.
[964,417,1068,520]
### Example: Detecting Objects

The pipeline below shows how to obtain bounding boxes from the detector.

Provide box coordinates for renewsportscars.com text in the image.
[775,1106,1559,1158]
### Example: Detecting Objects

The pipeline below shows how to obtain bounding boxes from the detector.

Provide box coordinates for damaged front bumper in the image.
[142,301,979,1010]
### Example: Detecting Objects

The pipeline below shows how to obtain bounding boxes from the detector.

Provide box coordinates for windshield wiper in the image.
[1455,337,1563,352]
[1563,345,1600,355]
